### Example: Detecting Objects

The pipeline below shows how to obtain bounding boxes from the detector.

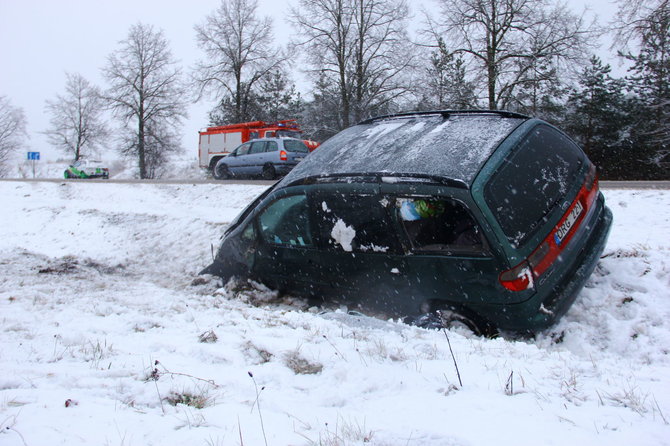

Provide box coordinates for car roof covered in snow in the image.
[280,110,527,187]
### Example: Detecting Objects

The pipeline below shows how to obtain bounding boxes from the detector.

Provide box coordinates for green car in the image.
[64,160,110,179]
[202,110,613,334]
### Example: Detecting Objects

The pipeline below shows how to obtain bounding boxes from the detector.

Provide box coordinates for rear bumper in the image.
[524,199,613,330]
[483,195,613,332]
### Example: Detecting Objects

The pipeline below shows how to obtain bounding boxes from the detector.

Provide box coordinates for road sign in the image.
[27,152,40,160]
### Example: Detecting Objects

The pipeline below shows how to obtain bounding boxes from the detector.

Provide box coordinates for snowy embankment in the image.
[0,181,668,446]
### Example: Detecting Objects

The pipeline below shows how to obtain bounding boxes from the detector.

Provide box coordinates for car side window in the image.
[241,222,256,242]
[258,194,313,247]
[265,141,278,152]
[250,141,266,154]
[236,143,252,156]
[315,194,399,253]
[396,198,488,255]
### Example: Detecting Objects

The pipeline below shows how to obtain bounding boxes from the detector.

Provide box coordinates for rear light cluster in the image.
[499,163,599,292]
[279,150,288,161]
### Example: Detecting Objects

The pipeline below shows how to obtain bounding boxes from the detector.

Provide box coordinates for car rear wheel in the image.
[262,164,276,180]
[213,161,230,180]
[412,306,496,337]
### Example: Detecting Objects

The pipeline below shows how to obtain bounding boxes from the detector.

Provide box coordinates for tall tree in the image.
[613,0,669,47]
[292,0,414,129]
[300,71,345,141]
[509,54,570,123]
[428,0,598,110]
[102,23,186,179]
[253,70,304,122]
[417,37,478,110]
[194,0,281,124]
[564,56,632,176]
[0,96,27,178]
[44,73,108,161]
[208,70,303,124]
[621,0,670,168]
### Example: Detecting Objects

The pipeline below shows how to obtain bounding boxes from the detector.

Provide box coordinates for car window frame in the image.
[483,123,585,248]
[283,139,309,154]
[265,141,279,152]
[250,141,267,154]
[311,191,404,254]
[236,142,252,156]
[393,195,492,257]
[255,192,315,249]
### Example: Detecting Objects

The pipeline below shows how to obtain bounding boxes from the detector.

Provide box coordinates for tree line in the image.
[1,0,668,179]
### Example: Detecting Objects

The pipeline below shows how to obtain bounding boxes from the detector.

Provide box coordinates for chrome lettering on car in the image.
[554,200,584,245]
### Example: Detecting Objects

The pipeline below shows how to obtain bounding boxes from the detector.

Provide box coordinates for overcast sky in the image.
[0,0,619,163]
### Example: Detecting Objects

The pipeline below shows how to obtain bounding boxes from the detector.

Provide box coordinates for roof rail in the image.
[357,109,530,125]
[282,172,469,189]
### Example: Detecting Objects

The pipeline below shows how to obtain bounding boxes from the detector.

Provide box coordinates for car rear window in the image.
[484,125,584,247]
[283,140,309,153]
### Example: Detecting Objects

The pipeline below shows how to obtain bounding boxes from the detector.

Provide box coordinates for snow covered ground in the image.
[0,181,668,446]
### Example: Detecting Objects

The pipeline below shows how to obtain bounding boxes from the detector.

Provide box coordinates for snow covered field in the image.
[1,181,669,446]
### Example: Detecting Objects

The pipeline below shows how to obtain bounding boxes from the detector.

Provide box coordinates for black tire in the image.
[213,161,230,180]
[411,306,497,337]
[261,164,276,180]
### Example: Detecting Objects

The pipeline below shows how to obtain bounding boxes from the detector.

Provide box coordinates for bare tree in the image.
[614,0,669,47]
[0,96,28,177]
[292,0,415,129]
[102,23,186,179]
[194,0,281,123]
[428,0,599,110]
[44,73,108,161]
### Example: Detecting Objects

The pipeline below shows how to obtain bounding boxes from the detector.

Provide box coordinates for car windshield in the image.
[281,113,525,185]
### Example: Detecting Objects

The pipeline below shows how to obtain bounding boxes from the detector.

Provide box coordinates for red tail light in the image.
[279,150,288,161]
[585,163,597,191]
[500,261,534,291]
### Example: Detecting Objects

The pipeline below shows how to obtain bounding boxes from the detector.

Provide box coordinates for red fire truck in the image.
[198,120,318,171]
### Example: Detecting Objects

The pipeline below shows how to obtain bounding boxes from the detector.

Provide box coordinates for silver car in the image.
[213,138,310,180]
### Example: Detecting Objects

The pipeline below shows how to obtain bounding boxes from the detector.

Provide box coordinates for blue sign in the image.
[27,152,40,161]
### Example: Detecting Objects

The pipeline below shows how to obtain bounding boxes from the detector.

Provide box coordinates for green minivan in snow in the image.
[202,110,613,334]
